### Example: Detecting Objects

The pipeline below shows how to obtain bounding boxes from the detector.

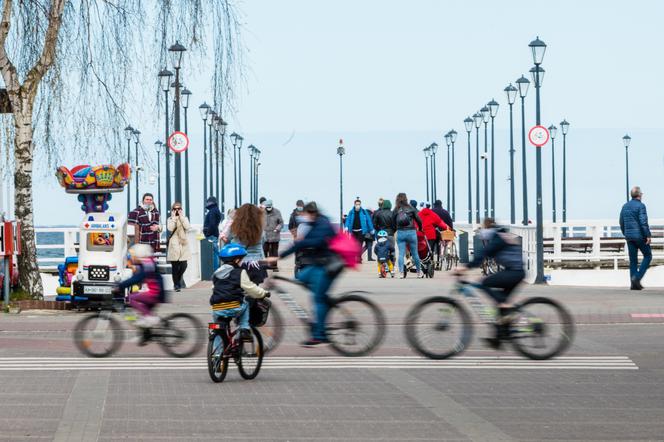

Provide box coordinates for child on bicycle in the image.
[458,218,525,348]
[373,230,395,277]
[210,244,269,341]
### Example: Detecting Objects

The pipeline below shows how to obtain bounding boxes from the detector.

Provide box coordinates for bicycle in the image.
[260,274,386,356]
[207,316,264,383]
[440,230,459,271]
[404,276,574,360]
[73,307,205,358]
[378,257,395,278]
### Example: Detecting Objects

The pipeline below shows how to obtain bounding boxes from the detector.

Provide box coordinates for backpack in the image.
[328,231,362,269]
[395,209,412,228]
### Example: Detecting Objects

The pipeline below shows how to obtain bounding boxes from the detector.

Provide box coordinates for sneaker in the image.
[399,272,407,279]
[368,258,376,262]
[300,338,329,347]
[390,272,395,278]
[130,329,151,346]
[631,277,643,290]
[417,271,425,278]
[239,329,253,342]
[144,315,161,327]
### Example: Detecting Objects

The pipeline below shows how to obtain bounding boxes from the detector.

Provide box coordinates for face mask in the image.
[296,207,303,212]
[296,215,309,224]
[142,203,153,210]
[266,207,273,212]
[354,205,361,210]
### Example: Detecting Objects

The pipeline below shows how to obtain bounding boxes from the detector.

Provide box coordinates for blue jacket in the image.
[469,228,523,272]
[345,208,374,235]
[620,199,651,241]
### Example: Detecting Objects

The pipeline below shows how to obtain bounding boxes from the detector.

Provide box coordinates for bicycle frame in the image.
[453,280,499,323]
[208,322,240,356]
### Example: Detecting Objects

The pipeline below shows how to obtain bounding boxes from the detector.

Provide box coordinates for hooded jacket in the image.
[372,200,396,235]
[203,197,223,238]
[419,207,448,240]
[432,202,454,231]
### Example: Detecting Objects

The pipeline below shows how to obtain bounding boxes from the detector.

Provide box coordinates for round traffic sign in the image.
[528,125,550,147]
[167,131,189,153]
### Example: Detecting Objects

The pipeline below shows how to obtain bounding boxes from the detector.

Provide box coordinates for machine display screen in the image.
[87,232,114,252]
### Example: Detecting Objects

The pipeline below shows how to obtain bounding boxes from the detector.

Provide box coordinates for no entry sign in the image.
[167,131,189,153]
[528,125,550,147]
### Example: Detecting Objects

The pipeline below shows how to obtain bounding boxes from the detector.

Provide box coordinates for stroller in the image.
[404,230,436,278]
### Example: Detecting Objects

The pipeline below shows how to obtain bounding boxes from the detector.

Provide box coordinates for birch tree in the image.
[0,0,243,297]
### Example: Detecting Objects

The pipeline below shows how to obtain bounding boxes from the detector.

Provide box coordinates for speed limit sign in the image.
[167,131,189,153]
[528,125,550,147]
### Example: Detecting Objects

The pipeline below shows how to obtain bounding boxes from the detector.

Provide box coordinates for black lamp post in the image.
[560,119,570,230]
[504,84,517,224]
[255,161,261,203]
[529,35,547,284]
[158,68,173,214]
[481,106,490,219]
[248,145,255,204]
[444,133,451,209]
[338,140,345,225]
[473,112,482,223]
[124,125,134,213]
[254,148,261,204]
[217,117,227,213]
[154,140,163,218]
[208,110,216,198]
[132,129,141,207]
[548,124,558,222]
[487,99,499,218]
[464,117,473,224]
[449,129,458,220]
[431,142,439,202]
[623,134,631,202]
[181,87,191,217]
[213,116,221,205]
[237,135,244,205]
[199,102,210,202]
[423,146,431,201]
[168,41,186,205]
[516,75,530,225]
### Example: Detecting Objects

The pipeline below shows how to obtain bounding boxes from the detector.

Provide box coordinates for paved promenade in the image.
[1,258,664,440]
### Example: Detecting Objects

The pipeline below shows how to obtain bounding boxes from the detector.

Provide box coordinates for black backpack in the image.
[395,209,412,228]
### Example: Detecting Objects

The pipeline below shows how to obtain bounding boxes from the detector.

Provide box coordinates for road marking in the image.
[630,313,664,318]
[0,355,638,370]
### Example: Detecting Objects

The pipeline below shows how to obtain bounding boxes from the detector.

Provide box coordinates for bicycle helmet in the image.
[376,230,388,238]
[219,244,247,262]
[128,244,153,261]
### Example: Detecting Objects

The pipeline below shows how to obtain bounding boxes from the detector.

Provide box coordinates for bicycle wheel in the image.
[510,297,575,360]
[73,312,123,357]
[207,332,229,383]
[260,304,284,354]
[447,243,458,270]
[158,313,205,358]
[238,327,264,380]
[327,293,386,357]
[404,296,472,360]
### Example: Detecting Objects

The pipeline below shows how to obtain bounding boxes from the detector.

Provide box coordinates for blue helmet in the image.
[377,230,388,238]
[219,244,247,262]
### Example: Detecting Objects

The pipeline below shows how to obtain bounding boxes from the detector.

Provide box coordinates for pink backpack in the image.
[328,231,362,269]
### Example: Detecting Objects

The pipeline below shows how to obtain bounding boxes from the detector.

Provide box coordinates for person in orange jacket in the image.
[418,201,449,259]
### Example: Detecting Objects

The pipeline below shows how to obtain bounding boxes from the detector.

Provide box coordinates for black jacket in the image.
[432,205,453,230]
[203,198,222,238]
[210,264,244,305]
[372,208,396,235]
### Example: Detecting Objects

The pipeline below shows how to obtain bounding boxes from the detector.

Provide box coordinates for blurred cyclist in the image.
[457,218,525,348]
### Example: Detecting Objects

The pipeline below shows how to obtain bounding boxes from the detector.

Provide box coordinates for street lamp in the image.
[158,68,173,213]
[207,110,216,199]
[181,87,191,217]
[124,125,134,213]
[337,139,345,226]
[548,125,558,222]
[504,83,518,224]
[199,102,210,203]
[254,148,261,204]
[473,112,482,223]
[255,161,261,204]
[480,106,490,219]
[168,41,186,205]
[248,145,255,204]
[444,133,451,210]
[560,119,570,230]
[529,35,547,284]
[431,143,438,202]
[516,74,530,225]
[237,135,244,205]
[230,132,242,208]
[213,116,222,207]
[154,140,163,217]
[219,118,227,213]
[132,129,141,207]
[623,134,631,202]
[423,146,431,202]
[464,117,473,224]
[449,129,458,220]
[487,99,499,218]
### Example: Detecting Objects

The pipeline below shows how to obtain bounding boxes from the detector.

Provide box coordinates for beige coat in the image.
[166,215,191,262]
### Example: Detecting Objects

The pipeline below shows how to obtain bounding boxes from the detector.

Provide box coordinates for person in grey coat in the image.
[619,186,652,290]
[262,199,284,270]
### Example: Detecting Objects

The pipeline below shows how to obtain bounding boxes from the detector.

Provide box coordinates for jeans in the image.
[297,265,332,340]
[206,236,220,270]
[627,239,652,281]
[212,300,250,330]
[396,229,421,272]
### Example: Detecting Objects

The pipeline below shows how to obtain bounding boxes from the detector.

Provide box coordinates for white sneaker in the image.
[144,315,161,327]
[417,271,425,278]
[135,317,149,328]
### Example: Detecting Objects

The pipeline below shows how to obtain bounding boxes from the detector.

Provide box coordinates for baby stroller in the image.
[404,230,436,278]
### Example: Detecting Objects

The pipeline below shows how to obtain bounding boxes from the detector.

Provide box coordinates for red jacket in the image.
[418,208,448,240]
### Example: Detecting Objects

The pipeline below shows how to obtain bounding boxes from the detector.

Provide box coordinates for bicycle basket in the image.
[249,298,271,327]
[441,230,456,241]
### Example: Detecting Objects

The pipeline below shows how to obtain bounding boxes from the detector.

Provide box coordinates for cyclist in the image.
[457,218,525,348]
[267,201,338,347]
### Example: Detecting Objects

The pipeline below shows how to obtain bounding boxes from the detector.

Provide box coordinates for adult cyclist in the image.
[267,201,339,347]
[457,218,525,348]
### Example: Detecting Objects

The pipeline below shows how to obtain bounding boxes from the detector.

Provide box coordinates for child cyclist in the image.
[210,244,269,341]
[373,230,395,277]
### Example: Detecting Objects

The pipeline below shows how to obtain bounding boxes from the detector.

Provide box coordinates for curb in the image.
[1,300,72,311]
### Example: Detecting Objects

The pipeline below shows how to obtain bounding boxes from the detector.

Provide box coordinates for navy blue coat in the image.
[619,199,651,241]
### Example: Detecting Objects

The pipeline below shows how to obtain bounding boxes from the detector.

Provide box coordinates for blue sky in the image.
[28,0,664,225]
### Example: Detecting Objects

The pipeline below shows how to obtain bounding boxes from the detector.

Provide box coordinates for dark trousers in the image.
[627,239,652,281]
[170,260,188,289]
[481,269,525,304]
[363,240,374,260]
[263,241,280,258]
[352,230,364,262]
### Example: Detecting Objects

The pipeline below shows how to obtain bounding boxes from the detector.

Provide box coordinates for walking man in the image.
[344,198,375,263]
[619,186,652,290]
[128,193,162,251]
[263,199,284,271]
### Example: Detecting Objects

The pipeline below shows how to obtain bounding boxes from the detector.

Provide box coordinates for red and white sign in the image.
[167,131,189,153]
[528,125,550,147]
[1,222,20,256]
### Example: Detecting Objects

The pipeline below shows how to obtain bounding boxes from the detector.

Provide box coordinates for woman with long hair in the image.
[393,192,424,278]
[230,203,267,282]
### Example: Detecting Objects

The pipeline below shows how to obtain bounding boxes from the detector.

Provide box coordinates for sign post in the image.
[528,125,550,147]
[167,131,190,154]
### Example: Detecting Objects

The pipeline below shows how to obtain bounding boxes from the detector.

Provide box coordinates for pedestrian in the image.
[166,201,191,292]
[230,203,267,283]
[393,192,424,278]
[263,199,284,271]
[203,196,223,270]
[363,206,376,261]
[288,199,305,238]
[219,208,235,246]
[432,200,454,230]
[619,186,652,290]
[128,193,162,252]
[372,198,396,244]
[344,198,375,263]
[418,201,449,259]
